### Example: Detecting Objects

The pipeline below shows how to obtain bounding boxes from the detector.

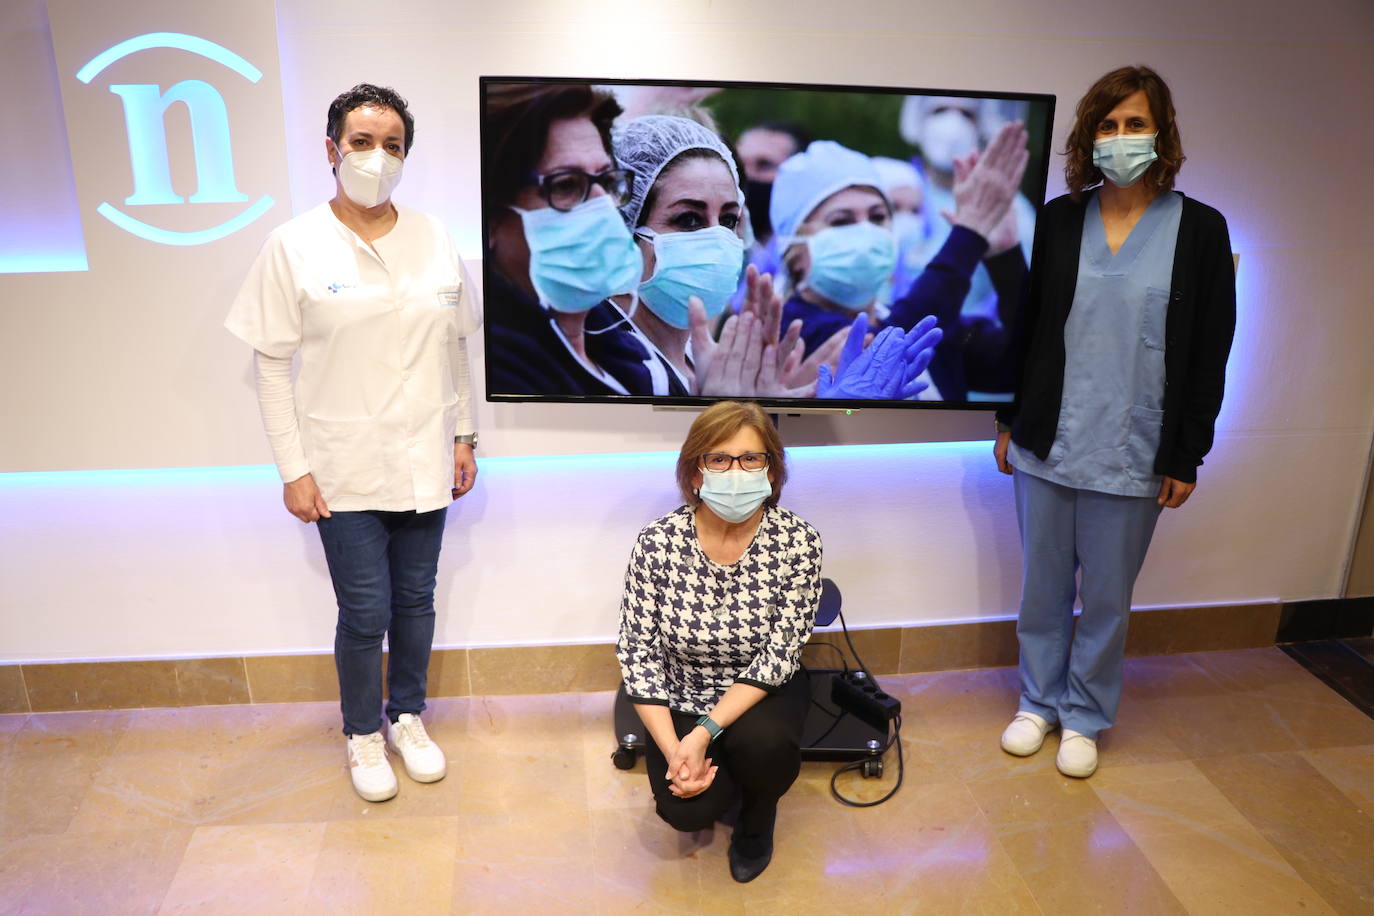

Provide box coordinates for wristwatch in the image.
[694,714,724,742]
[455,432,478,448]
[994,418,1011,434]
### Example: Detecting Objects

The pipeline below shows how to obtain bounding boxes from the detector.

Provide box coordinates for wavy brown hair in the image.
[675,401,787,507]
[483,83,621,210]
[1064,66,1185,200]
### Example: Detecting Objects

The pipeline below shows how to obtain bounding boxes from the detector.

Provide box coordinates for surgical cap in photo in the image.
[898,95,984,147]
[614,115,740,228]
[871,156,923,197]
[769,140,888,243]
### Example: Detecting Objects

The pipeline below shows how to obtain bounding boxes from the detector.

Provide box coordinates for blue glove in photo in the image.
[817,314,943,400]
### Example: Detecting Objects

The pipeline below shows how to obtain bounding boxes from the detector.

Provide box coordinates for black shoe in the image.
[728,836,773,883]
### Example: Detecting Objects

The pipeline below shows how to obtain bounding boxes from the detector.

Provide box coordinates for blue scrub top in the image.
[1010,191,1183,497]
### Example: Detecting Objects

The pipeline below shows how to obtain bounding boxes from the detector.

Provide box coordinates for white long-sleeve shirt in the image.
[226,203,479,512]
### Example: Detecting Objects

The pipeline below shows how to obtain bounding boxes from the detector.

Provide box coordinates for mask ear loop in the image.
[585,227,653,335]
[583,288,640,335]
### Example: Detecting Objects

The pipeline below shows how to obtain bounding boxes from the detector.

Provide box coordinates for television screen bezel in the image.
[478,74,1056,412]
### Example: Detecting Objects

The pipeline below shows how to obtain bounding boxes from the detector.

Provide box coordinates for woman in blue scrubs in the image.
[993,66,1236,777]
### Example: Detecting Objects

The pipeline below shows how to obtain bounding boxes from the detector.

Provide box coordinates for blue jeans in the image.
[316,508,447,736]
[1013,472,1161,738]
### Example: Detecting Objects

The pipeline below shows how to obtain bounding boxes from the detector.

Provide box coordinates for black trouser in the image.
[642,673,810,854]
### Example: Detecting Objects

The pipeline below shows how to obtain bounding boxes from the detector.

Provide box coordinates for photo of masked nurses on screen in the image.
[480,79,1054,407]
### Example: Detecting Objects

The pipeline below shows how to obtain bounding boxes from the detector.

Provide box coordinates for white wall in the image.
[2,0,1372,661]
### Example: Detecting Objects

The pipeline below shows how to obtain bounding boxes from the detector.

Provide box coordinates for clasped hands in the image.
[664,727,717,799]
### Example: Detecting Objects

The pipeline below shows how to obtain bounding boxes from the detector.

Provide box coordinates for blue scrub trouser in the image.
[1013,471,1161,739]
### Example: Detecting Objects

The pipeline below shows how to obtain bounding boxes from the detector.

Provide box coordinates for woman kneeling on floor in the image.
[616,400,823,882]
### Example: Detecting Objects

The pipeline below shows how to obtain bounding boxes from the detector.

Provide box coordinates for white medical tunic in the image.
[226,203,478,513]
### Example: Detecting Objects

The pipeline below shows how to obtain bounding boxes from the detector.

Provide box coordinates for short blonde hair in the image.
[675,401,787,507]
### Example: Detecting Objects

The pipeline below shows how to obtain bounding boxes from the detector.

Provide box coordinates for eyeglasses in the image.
[528,167,635,212]
[700,452,769,473]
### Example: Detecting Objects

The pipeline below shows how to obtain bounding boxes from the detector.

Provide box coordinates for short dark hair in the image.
[1064,65,1184,200]
[743,121,811,153]
[327,83,415,155]
[483,83,622,210]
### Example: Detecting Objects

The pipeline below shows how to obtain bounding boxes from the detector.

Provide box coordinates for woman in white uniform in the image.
[226,84,480,802]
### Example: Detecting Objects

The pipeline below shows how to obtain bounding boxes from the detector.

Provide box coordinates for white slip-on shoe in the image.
[387,713,447,783]
[1056,729,1098,778]
[1000,711,1055,756]
[346,731,398,802]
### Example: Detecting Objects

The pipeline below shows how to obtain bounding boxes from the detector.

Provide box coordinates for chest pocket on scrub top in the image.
[1139,286,1169,351]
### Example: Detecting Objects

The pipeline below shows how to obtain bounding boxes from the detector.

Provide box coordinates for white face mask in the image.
[919,109,979,172]
[335,144,403,207]
[891,211,925,247]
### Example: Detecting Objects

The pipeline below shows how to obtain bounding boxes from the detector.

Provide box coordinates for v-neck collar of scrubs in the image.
[1086,191,1173,277]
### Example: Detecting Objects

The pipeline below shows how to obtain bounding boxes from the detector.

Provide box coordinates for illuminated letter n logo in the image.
[109,80,248,205]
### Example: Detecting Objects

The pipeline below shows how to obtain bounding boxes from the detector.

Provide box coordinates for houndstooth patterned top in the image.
[616,504,823,715]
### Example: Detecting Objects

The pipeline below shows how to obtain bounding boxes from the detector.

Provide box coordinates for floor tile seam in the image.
[978,813,1088,916]
[1104,826,1334,916]
[239,656,256,706]
[1283,642,1374,719]
[1091,776,1317,876]
[1296,746,1374,811]
[15,667,32,716]
[276,830,333,909]
[1190,752,1374,905]
[974,777,1189,909]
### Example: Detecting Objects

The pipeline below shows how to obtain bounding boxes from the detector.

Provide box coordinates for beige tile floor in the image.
[1,647,1371,915]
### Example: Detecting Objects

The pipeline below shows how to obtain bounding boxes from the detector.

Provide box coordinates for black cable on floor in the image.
[829,715,904,808]
[826,605,904,808]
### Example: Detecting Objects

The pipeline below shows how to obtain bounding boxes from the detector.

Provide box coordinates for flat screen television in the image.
[479,76,1055,410]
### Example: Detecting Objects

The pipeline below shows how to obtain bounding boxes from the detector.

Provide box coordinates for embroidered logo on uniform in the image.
[327,282,356,293]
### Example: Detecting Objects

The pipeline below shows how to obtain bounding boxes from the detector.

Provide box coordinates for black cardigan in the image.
[996,191,1236,484]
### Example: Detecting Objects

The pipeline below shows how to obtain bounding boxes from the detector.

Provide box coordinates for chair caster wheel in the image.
[611,747,637,770]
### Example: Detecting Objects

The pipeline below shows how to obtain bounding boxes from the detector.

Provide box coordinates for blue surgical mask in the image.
[512,195,644,313]
[635,226,745,329]
[698,467,771,524]
[802,222,898,310]
[1093,133,1158,188]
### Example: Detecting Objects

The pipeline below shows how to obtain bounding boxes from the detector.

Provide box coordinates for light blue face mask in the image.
[801,221,898,310]
[512,195,644,313]
[1093,133,1158,188]
[698,467,771,524]
[635,225,745,330]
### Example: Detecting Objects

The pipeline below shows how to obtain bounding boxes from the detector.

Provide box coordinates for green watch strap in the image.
[694,714,723,742]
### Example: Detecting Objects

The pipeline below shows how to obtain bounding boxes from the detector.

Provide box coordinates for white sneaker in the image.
[1056,729,1098,778]
[387,713,447,783]
[1000,711,1055,756]
[346,731,398,802]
